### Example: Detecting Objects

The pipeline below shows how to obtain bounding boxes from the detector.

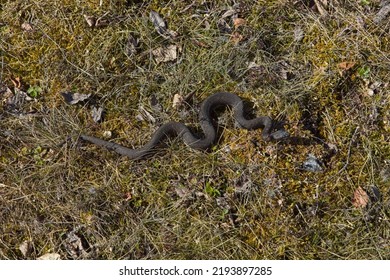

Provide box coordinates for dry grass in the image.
[0,0,389,259]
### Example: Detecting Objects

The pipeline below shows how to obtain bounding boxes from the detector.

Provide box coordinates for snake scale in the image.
[80,92,289,159]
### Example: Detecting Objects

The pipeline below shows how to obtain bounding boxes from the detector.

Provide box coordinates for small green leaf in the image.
[357,65,370,79]
[27,86,42,98]
[205,181,220,197]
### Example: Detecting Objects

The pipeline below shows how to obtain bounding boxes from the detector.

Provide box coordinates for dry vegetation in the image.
[0,0,389,259]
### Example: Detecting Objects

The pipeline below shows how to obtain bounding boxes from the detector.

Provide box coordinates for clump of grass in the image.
[1,0,389,259]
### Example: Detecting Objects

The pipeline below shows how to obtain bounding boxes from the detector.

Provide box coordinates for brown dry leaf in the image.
[338,61,356,70]
[233,18,246,28]
[337,61,356,76]
[230,31,244,44]
[152,44,178,63]
[352,187,370,208]
[124,192,132,201]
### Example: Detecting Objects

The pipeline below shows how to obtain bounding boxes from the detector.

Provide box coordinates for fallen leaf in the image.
[352,187,370,208]
[83,15,96,27]
[221,9,237,19]
[19,240,32,257]
[61,92,91,105]
[217,18,232,33]
[175,186,191,198]
[172,94,184,109]
[138,105,156,123]
[150,10,166,31]
[91,106,104,123]
[152,44,177,63]
[1,86,13,104]
[65,230,89,258]
[149,10,177,39]
[233,18,246,28]
[124,192,132,201]
[338,61,356,70]
[230,31,244,44]
[21,22,34,31]
[126,33,139,56]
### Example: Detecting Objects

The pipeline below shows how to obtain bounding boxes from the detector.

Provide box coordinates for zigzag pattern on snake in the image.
[80,92,289,159]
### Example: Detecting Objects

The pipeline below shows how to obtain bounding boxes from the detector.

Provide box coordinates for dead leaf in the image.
[172,94,184,109]
[149,10,177,39]
[126,33,139,56]
[150,10,166,31]
[65,230,89,258]
[175,186,191,198]
[233,18,246,28]
[91,106,104,123]
[152,44,177,63]
[338,61,356,70]
[352,187,370,208]
[21,22,34,31]
[19,240,32,257]
[61,92,91,105]
[217,18,232,33]
[1,86,13,105]
[138,105,156,123]
[83,15,96,27]
[230,31,244,44]
[221,9,237,19]
[124,192,132,201]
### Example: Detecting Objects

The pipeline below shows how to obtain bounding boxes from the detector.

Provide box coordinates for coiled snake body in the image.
[80,92,288,159]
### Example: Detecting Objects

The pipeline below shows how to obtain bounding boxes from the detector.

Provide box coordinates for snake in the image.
[80,92,289,159]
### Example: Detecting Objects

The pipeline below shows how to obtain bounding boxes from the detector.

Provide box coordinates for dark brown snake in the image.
[80,92,289,159]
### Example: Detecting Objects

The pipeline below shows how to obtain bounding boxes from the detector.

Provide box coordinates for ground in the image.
[0,0,389,259]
